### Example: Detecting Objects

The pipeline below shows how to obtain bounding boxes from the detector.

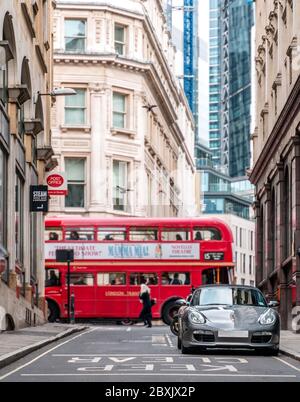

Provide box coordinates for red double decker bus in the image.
[45,217,234,324]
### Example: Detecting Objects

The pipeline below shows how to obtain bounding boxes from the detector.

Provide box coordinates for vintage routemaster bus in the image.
[44,217,235,324]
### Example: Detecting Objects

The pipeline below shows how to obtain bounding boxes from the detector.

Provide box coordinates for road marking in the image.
[0,328,96,382]
[274,357,300,372]
[19,373,297,378]
[126,328,131,332]
[165,334,174,348]
[152,335,167,344]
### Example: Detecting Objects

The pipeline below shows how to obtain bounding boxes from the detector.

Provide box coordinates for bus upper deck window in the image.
[129,228,158,241]
[66,228,95,241]
[161,228,191,241]
[98,228,127,241]
[45,228,62,241]
[193,227,222,241]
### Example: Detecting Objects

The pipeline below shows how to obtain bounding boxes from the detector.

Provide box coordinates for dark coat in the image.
[139,291,152,320]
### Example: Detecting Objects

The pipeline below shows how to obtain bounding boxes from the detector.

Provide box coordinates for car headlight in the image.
[189,310,206,324]
[258,309,277,325]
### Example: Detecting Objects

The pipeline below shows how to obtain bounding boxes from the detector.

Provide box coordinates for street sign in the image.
[46,172,68,196]
[29,185,48,212]
[55,249,74,262]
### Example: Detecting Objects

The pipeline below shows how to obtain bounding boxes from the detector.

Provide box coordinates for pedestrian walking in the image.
[138,282,152,328]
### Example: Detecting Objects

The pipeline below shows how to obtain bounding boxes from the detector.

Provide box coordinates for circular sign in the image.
[47,174,64,188]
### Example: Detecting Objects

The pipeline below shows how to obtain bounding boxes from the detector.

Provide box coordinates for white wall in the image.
[206,214,256,286]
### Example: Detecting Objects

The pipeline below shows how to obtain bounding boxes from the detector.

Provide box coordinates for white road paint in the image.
[165,334,174,348]
[273,357,300,372]
[152,335,167,344]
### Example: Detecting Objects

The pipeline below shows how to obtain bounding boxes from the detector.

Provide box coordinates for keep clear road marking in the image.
[0,328,97,382]
[274,357,300,372]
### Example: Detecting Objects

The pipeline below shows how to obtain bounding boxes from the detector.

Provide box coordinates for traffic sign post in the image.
[55,249,74,324]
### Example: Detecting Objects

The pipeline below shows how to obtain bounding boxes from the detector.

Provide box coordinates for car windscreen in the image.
[192,287,267,307]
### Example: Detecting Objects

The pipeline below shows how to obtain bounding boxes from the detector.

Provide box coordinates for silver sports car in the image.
[177,285,280,355]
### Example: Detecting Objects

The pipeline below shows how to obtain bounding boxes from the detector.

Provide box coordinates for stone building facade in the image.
[49,0,196,218]
[0,0,54,329]
[250,0,300,329]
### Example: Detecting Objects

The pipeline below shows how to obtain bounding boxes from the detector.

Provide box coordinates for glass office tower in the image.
[209,0,253,177]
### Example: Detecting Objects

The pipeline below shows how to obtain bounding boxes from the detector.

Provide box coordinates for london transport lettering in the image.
[45,243,200,260]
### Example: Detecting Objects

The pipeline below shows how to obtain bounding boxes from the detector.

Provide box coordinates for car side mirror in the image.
[268,300,279,308]
[186,294,192,305]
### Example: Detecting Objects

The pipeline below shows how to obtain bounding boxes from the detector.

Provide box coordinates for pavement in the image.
[0,323,88,369]
[0,323,299,371]
[280,331,300,361]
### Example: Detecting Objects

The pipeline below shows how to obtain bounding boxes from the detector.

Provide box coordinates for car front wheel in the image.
[181,343,192,354]
[177,335,182,350]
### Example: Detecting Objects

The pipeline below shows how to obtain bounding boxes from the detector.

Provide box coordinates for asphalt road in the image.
[0,324,300,383]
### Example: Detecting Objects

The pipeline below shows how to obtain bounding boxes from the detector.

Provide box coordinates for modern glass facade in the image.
[195,143,253,220]
[209,0,253,177]
[209,0,221,166]
[228,0,253,177]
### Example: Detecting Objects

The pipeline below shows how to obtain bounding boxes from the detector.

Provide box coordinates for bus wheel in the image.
[47,301,59,323]
[162,301,182,325]
[120,319,134,326]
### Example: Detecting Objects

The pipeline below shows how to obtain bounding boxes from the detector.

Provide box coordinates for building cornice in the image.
[250,73,300,185]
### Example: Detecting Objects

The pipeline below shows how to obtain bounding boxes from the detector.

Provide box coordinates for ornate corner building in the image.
[0,0,55,329]
[250,0,300,329]
[49,0,196,219]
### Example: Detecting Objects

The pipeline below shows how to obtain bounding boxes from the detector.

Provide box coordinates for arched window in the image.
[284,168,292,259]
[1,13,16,106]
[18,57,32,141]
[32,95,44,166]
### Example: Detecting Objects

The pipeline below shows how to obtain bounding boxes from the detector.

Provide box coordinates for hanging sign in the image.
[46,172,68,196]
[30,185,48,212]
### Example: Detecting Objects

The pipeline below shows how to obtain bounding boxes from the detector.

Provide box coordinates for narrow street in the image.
[0,325,300,383]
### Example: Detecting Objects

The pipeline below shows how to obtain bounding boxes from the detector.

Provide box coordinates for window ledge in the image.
[110,127,136,139]
[60,125,91,133]
[64,207,87,212]
[109,209,133,216]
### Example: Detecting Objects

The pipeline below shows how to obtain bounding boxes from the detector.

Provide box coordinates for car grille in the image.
[251,332,272,344]
[193,331,215,343]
